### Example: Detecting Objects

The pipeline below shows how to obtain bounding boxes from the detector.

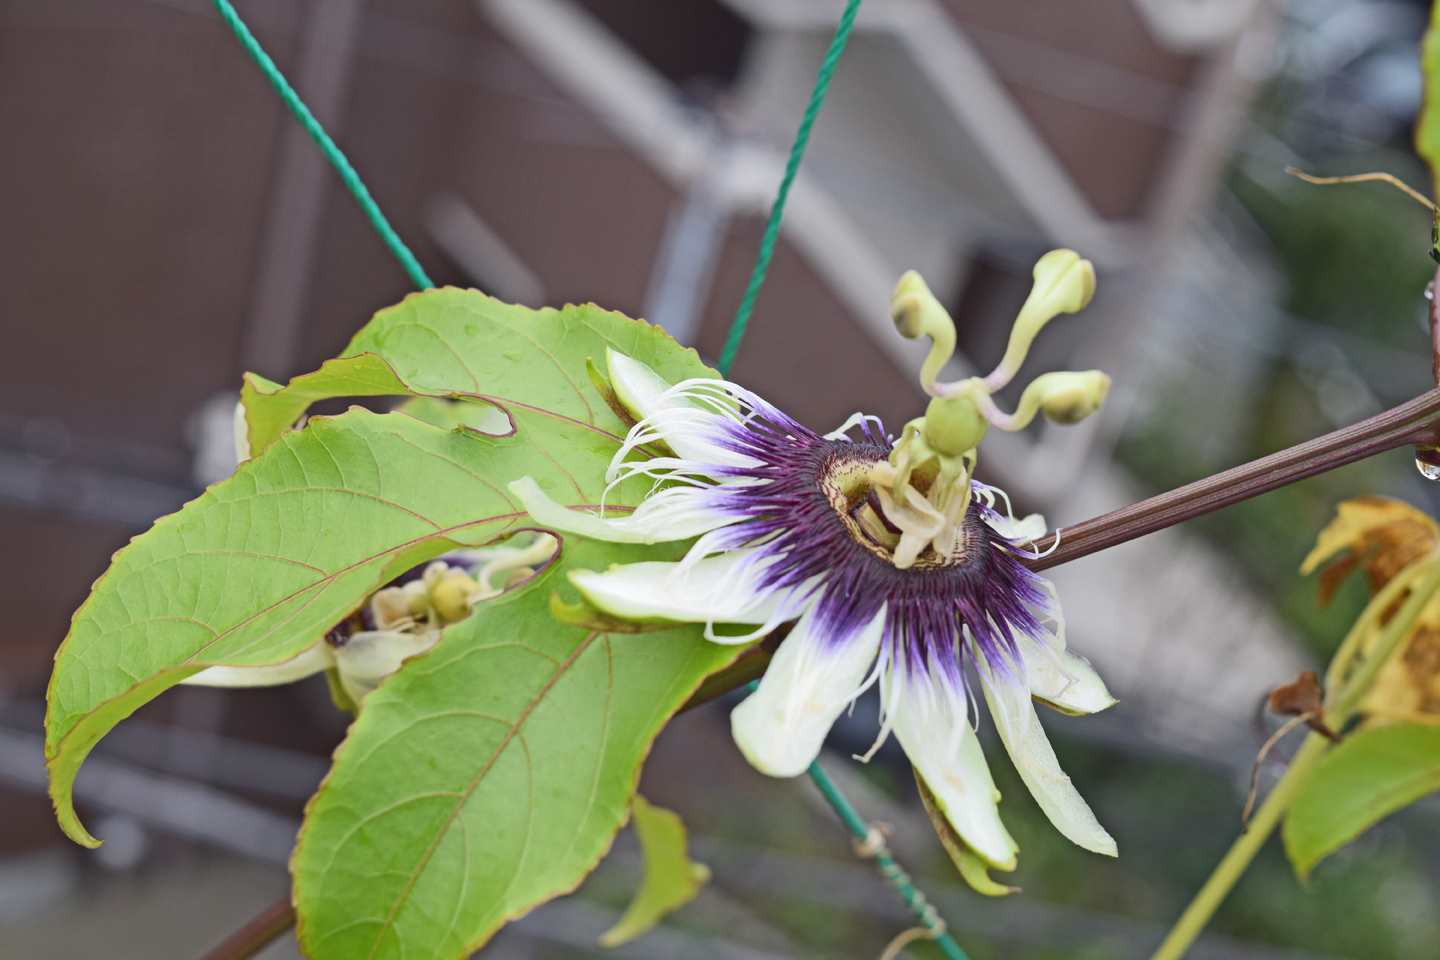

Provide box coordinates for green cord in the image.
[209,0,435,291]
[747,685,969,959]
[807,761,971,960]
[217,1,964,954]
[715,0,863,377]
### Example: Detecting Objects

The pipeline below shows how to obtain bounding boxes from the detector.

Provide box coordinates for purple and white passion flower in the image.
[511,251,1118,873]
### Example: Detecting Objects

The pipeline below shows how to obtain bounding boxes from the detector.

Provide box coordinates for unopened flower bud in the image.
[403,579,431,618]
[371,586,413,631]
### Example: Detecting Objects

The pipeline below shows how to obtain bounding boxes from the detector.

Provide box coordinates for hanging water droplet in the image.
[1427,282,1435,301]
[1418,457,1440,480]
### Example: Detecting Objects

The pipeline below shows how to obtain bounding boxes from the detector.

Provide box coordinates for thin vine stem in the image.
[1148,733,1329,960]
[1149,554,1440,960]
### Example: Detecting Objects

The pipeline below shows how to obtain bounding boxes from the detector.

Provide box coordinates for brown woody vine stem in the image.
[199,896,295,960]
[1023,386,1440,571]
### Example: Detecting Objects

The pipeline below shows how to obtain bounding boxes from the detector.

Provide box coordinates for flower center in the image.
[817,447,975,571]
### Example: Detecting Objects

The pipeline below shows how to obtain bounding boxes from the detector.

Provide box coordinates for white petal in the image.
[624,405,762,469]
[982,666,1117,856]
[731,605,885,777]
[1019,635,1117,716]
[333,629,443,704]
[607,348,681,422]
[986,511,1047,542]
[606,352,751,467]
[889,669,1019,870]
[509,476,731,544]
[181,639,334,687]
[570,549,793,627]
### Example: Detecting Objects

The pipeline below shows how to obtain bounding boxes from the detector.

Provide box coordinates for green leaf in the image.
[290,537,738,960]
[599,795,711,948]
[395,396,512,434]
[1418,4,1440,190]
[48,293,716,849]
[239,354,413,456]
[46,405,613,845]
[241,289,717,455]
[49,288,731,960]
[915,769,1018,897]
[1284,725,1440,880]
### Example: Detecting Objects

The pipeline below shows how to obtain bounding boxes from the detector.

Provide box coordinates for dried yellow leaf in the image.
[1301,497,1439,607]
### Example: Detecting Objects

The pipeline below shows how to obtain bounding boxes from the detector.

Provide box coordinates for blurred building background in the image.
[2,0,1439,957]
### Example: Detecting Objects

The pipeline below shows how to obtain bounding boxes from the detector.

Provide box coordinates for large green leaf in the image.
[241,289,717,455]
[47,405,632,845]
[291,537,740,960]
[1418,3,1440,189]
[1284,725,1440,880]
[599,794,711,948]
[47,291,716,847]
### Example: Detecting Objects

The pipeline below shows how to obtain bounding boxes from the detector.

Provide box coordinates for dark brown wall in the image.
[695,220,929,435]
[946,0,1201,220]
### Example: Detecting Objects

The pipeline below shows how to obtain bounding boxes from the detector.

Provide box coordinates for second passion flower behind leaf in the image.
[181,533,557,708]
[510,253,1121,878]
